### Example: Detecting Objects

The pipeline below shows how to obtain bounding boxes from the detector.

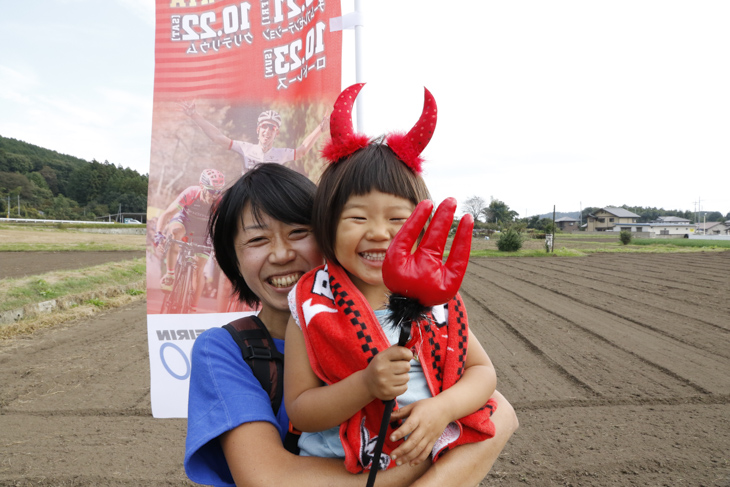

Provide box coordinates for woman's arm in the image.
[410,390,518,487]
[221,420,429,487]
[388,329,497,466]
[284,316,413,432]
[223,391,517,487]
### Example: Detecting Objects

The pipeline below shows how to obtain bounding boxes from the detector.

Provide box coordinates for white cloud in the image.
[114,0,155,26]
[0,65,39,104]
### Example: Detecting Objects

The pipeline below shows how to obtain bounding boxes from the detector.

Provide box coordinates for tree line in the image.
[461,195,728,233]
[0,135,148,221]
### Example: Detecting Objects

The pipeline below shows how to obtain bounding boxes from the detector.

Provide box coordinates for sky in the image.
[2,1,729,219]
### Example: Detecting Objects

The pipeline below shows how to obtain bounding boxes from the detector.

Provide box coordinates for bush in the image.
[619,230,632,245]
[497,228,524,252]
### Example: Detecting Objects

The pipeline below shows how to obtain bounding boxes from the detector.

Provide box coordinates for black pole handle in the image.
[365,323,411,487]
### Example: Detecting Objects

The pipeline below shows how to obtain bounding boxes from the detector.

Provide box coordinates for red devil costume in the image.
[289,83,497,474]
[291,262,497,473]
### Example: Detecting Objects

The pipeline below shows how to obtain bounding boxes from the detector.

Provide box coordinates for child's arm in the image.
[284,316,414,432]
[387,329,496,466]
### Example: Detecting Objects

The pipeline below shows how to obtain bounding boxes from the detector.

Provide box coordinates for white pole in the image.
[353,0,365,132]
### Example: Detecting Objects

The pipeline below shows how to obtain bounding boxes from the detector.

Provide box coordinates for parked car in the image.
[124,218,142,224]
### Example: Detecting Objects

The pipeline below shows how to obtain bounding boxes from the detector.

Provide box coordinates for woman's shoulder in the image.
[192,326,237,350]
[189,326,243,370]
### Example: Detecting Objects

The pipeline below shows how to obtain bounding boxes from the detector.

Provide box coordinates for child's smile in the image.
[359,250,386,262]
[335,190,415,308]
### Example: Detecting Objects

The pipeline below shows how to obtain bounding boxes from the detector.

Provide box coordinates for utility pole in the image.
[552,205,556,253]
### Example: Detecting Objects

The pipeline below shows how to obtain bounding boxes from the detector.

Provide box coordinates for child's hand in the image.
[362,346,413,401]
[388,398,451,466]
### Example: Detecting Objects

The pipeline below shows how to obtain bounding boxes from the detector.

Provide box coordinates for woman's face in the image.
[235,205,322,314]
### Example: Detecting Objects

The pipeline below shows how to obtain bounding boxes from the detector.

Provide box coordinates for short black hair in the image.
[313,142,431,264]
[209,164,317,307]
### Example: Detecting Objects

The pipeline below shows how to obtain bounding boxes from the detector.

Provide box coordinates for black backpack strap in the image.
[223,316,285,414]
[222,315,300,454]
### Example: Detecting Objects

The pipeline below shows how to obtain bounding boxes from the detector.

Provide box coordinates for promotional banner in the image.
[146,0,342,418]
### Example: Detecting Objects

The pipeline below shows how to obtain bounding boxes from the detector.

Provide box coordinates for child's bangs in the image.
[342,144,430,204]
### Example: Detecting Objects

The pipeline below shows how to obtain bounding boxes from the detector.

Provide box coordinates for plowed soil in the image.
[0,251,146,279]
[1,251,729,486]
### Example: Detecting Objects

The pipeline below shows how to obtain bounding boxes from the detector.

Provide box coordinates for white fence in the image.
[0,218,114,225]
[688,234,730,240]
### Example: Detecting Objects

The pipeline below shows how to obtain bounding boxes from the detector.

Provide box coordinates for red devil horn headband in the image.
[321,83,438,174]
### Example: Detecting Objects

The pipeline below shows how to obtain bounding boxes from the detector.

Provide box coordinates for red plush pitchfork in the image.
[365,198,474,487]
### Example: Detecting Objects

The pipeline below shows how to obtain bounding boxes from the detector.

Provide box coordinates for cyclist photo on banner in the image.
[145,99,332,316]
[154,169,225,314]
[181,100,328,177]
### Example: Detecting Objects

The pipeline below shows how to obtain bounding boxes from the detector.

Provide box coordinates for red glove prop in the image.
[367,198,472,487]
[383,197,474,308]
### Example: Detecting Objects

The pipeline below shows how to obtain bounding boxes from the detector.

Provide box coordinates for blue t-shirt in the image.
[184,326,289,487]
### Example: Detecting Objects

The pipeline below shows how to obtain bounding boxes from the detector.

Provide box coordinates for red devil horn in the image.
[321,83,371,163]
[385,87,437,174]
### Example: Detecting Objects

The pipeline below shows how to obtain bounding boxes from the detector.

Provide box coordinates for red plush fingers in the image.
[385,199,434,270]
[383,198,473,307]
[444,212,474,291]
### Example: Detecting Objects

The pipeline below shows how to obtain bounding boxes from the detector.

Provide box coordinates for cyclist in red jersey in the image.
[155,169,226,313]
[181,100,327,175]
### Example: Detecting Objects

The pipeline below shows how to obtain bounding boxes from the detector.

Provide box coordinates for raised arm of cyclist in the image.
[294,114,328,160]
[181,100,232,149]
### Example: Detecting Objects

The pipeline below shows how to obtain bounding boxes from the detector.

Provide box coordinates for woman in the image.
[184,164,518,486]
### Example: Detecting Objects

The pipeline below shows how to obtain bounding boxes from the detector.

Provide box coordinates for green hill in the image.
[0,135,147,221]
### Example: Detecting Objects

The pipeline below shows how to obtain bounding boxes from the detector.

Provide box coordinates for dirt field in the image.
[0,251,146,280]
[1,251,729,486]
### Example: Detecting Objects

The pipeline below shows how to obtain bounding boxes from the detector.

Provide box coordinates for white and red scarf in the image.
[291,262,497,473]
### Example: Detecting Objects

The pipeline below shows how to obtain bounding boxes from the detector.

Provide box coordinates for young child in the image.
[284,84,499,475]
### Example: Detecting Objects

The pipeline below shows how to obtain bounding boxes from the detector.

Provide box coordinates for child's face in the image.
[335,190,415,297]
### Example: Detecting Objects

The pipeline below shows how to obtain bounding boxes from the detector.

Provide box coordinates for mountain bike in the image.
[159,237,213,314]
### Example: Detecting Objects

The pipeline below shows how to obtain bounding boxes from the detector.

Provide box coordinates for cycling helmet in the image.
[257,110,282,128]
[200,169,225,189]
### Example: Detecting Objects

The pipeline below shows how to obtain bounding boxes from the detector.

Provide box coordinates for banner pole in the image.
[354,0,365,132]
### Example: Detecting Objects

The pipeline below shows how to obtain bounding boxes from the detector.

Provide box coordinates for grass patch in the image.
[631,238,730,249]
[0,224,145,251]
[464,232,730,257]
[0,222,143,230]
[0,291,145,340]
[54,223,145,229]
[470,247,586,258]
[0,258,146,313]
[0,241,143,251]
